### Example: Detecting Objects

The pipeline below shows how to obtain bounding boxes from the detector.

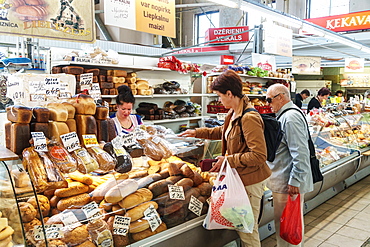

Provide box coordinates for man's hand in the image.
[288,185,300,197]
[209,156,225,172]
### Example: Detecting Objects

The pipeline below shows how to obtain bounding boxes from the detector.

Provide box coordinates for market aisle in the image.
[261,175,370,247]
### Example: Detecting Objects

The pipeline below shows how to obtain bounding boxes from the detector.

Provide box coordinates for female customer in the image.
[110,85,143,134]
[307,87,331,112]
[179,70,271,247]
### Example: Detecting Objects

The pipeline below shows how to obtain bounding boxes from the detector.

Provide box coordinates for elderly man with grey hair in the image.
[265,84,313,247]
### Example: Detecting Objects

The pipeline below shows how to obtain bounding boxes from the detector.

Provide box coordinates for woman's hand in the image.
[209,156,225,172]
[178,129,196,137]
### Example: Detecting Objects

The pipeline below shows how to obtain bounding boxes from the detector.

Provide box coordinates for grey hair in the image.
[267,84,290,100]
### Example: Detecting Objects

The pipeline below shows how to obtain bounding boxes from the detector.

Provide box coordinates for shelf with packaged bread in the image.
[206,72,292,81]
[101,93,206,98]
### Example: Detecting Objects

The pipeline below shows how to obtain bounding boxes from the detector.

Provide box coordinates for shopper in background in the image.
[266,84,313,247]
[110,85,143,134]
[293,89,310,109]
[365,91,370,105]
[331,90,345,103]
[178,70,271,247]
[307,87,331,113]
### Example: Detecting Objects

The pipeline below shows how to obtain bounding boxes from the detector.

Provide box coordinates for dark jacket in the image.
[294,93,303,108]
[307,97,321,112]
[195,95,271,186]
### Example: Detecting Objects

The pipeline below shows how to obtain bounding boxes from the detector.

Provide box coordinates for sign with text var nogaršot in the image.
[0,0,95,43]
[104,0,175,38]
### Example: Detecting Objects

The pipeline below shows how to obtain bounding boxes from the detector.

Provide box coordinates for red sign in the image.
[305,10,370,32]
[220,55,234,65]
[172,45,229,55]
[205,26,249,44]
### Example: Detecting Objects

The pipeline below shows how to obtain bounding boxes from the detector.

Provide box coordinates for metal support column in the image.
[253,24,264,54]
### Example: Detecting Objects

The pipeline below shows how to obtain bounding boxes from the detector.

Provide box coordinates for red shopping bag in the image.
[280,194,302,245]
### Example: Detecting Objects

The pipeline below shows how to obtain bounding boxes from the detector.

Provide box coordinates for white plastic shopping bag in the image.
[203,158,254,233]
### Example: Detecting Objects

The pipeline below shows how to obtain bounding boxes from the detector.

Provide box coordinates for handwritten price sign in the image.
[6,76,25,102]
[188,195,203,216]
[60,210,81,229]
[31,132,48,152]
[82,201,101,221]
[113,216,130,236]
[60,132,80,152]
[168,185,185,200]
[144,205,162,232]
[80,73,93,90]
[33,224,64,240]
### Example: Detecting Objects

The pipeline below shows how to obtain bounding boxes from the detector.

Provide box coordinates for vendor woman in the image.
[110,85,143,134]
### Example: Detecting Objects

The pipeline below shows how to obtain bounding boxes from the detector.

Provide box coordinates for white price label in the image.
[82,201,101,220]
[59,91,72,99]
[44,77,60,96]
[217,113,227,121]
[112,216,130,236]
[113,147,127,157]
[82,134,99,148]
[134,128,147,140]
[29,81,45,94]
[188,195,203,216]
[121,133,136,147]
[80,73,93,90]
[168,185,185,200]
[33,224,64,240]
[60,210,81,229]
[30,94,46,102]
[6,76,25,101]
[89,83,102,100]
[60,132,80,152]
[31,132,48,152]
[144,205,162,232]
[112,134,124,149]
[75,57,92,63]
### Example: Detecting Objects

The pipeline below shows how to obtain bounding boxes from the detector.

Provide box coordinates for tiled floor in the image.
[261,175,370,247]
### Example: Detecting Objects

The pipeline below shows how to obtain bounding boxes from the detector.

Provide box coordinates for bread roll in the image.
[57,193,91,211]
[118,188,153,209]
[55,182,89,198]
[124,201,158,222]
[104,179,139,203]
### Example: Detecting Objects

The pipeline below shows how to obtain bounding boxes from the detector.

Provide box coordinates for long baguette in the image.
[91,174,128,201]
[104,179,138,203]
[57,193,91,211]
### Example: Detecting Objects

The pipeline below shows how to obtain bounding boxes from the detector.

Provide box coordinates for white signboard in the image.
[104,0,136,30]
[264,23,293,57]
[292,56,321,75]
[251,53,276,72]
[344,58,364,72]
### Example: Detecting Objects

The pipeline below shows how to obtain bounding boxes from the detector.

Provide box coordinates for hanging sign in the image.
[104,0,176,38]
[205,26,249,44]
[305,10,370,32]
[252,53,276,72]
[264,23,293,57]
[292,56,321,75]
[344,58,364,72]
[0,0,95,43]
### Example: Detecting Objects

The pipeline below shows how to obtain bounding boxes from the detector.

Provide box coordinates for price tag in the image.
[152,136,161,144]
[168,185,185,200]
[58,91,72,99]
[134,128,147,140]
[29,81,45,94]
[30,94,46,102]
[6,76,25,101]
[82,201,101,220]
[188,195,203,216]
[60,210,81,229]
[217,113,227,121]
[144,205,162,232]
[74,57,92,63]
[121,132,136,147]
[60,132,80,152]
[44,77,60,97]
[206,197,211,205]
[80,73,93,90]
[33,224,64,240]
[112,216,130,236]
[112,134,124,149]
[82,134,99,148]
[31,132,48,152]
[89,83,101,100]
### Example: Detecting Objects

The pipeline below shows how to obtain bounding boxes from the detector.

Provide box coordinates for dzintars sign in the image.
[305,10,370,32]
[205,26,249,44]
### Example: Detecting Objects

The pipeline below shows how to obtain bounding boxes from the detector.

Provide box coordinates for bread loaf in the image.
[99,82,113,89]
[166,175,183,184]
[157,200,184,216]
[4,122,11,149]
[104,179,139,203]
[57,193,91,211]
[30,122,50,139]
[75,240,96,247]
[84,68,100,76]
[175,177,194,188]
[66,118,77,133]
[55,182,89,198]
[63,224,89,246]
[91,174,129,201]
[191,171,204,186]
[19,202,37,222]
[47,103,68,121]
[62,66,84,75]
[168,162,182,176]
[106,118,117,142]
[8,123,31,155]
[48,121,69,143]
[62,102,76,119]
[118,188,153,209]
[181,164,194,177]
[197,182,212,197]
[106,216,130,246]
[124,201,158,222]
[106,76,113,82]
[96,120,108,142]
[68,94,96,115]
[32,107,50,123]
[87,147,115,172]
[68,171,93,185]
[148,179,173,197]
[95,106,109,120]
[52,66,62,74]
[98,75,106,82]
[47,141,77,173]
[162,207,186,228]
[72,148,99,174]
[7,105,32,123]
[129,219,150,233]
[75,114,97,143]
[131,222,167,242]
[108,70,127,77]
[27,195,50,219]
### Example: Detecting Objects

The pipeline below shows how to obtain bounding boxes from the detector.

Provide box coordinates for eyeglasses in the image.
[266,93,283,103]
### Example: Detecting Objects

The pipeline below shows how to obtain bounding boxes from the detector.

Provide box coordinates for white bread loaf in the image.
[104,179,139,203]
[49,121,70,143]
[62,102,76,119]
[47,103,68,122]
[66,118,77,132]
[68,94,96,115]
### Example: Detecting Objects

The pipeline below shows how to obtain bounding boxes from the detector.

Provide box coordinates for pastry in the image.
[27,195,50,218]
[18,202,37,223]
